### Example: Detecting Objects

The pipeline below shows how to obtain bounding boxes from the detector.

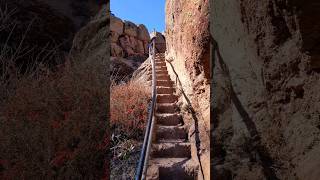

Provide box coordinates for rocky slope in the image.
[211,0,320,179]
[165,0,211,179]
[110,15,151,80]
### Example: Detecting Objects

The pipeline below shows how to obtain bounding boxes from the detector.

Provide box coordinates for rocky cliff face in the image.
[211,0,320,179]
[110,15,151,80]
[165,0,210,179]
[110,15,149,59]
[69,5,108,64]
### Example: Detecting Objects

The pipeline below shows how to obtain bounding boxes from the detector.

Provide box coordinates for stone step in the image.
[156,75,171,81]
[155,59,165,63]
[156,125,187,140]
[155,54,165,56]
[147,158,198,180]
[156,80,174,87]
[155,62,166,66]
[148,75,170,82]
[157,87,174,94]
[155,66,167,71]
[157,103,179,114]
[151,143,191,158]
[157,94,178,103]
[155,113,183,126]
[156,70,168,75]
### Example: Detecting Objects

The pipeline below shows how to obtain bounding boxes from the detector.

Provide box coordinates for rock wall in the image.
[69,4,108,65]
[110,15,150,61]
[211,0,320,179]
[109,15,151,80]
[165,0,210,179]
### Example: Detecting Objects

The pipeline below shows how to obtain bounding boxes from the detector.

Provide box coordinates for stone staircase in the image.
[146,53,198,180]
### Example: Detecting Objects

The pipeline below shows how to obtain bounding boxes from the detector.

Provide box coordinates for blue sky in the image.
[110,0,166,33]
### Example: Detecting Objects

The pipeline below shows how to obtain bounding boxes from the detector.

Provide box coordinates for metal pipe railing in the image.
[135,35,157,180]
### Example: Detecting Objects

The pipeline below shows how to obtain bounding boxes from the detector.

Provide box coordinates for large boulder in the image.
[137,24,150,41]
[124,21,138,37]
[150,31,166,53]
[136,40,145,54]
[128,36,138,51]
[111,15,124,34]
[110,15,150,59]
[69,11,108,63]
[111,43,124,57]
[110,31,120,43]
[119,35,135,56]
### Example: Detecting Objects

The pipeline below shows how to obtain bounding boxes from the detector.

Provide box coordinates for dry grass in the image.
[110,80,150,178]
[110,81,150,140]
[0,5,109,176]
[0,58,108,179]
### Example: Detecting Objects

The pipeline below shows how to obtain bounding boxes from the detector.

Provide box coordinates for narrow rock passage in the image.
[147,53,198,180]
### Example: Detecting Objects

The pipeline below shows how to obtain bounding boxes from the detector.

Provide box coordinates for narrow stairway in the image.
[146,53,198,180]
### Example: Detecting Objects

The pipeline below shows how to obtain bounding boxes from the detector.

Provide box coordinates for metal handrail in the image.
[135,35,157,180]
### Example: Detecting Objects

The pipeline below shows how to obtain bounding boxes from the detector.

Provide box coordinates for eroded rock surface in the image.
[109,15,151,80]
[150,31,166,53]
[165,0,211,179]
[211,0,320,179]
[110,15,150,58]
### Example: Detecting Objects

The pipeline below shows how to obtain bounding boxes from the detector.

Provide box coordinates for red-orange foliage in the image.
[110,81,150,139]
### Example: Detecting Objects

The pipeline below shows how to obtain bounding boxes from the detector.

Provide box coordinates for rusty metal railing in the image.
[135,33,157,180]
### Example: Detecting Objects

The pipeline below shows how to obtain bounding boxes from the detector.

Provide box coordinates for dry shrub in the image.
[0,2,109,179]
[110,81,150,139]
[110,80,150,179]
[0,59,108,179]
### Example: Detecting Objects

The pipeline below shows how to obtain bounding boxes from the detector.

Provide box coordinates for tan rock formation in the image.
[211,0,320,179]
[69,10,108,64]
[110,15,150,60]
[110,31,120,43]
[124,20,138,37]
[150,31,166,53]
[111,43,124,57]
[165,0,210,179]
[109,14,151,79]
[111,15,124,34]
[138,24,150,41]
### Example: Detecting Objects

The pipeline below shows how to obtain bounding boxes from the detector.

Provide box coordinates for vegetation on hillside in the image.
[0,3,108,179]
[110,80,150,178]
